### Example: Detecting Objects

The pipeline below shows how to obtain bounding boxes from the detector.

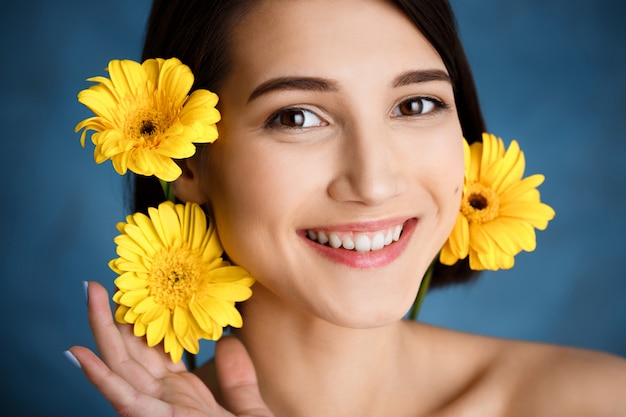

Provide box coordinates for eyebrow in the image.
[248,77,339,102]
[247,69,451,102]
[392,69,451,88]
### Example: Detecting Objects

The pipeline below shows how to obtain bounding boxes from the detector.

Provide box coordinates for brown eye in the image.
[392,97,439,117]
[279,109,305,127]
[268,108,326,128]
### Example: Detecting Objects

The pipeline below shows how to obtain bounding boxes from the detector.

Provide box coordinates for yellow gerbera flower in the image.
[440,133,555,271]
[109,201,254,363]
[75,58,220,182]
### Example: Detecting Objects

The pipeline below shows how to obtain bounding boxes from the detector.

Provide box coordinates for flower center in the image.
[149,247,201,309]
[125,108,171,145]
[140,120,157,136]
[461,182,500,223]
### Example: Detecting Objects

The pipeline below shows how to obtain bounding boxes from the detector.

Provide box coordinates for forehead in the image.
[226,0,445,88]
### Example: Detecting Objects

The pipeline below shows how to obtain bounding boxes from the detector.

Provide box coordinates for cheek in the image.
[441,137,465,228]
[421,128,464,235]
[203,140,313,272]
[448,146,465,200]
[204,145,273,263]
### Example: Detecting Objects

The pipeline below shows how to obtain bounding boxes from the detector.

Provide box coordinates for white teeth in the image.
[306,223,405,252]
[371,232,385,251]
[393,225,402,241]
[384,230,393,245]
[354,234,371,252]
[328,233,342,249]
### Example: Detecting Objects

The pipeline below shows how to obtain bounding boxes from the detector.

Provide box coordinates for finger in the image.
[86,282,166,390]
[88,282,186,375]
[69,346,179,417]
[215,336,274,416]
[116,318,187,374]
[87,281,133,363]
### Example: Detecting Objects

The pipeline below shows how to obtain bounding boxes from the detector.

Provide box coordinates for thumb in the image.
[215,335,273,417]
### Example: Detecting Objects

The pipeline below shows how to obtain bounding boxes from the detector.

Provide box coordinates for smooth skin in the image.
[70,0,626,416]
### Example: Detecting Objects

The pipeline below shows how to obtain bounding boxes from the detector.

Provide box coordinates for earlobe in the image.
[171,155,207,204]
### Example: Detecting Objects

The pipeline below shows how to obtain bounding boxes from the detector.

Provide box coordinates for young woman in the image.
[69,0,626,416]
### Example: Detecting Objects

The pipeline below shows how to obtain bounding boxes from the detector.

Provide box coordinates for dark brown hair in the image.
[133,0,484,287]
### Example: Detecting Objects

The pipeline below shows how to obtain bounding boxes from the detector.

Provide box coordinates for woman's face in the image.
[197,0,464,327]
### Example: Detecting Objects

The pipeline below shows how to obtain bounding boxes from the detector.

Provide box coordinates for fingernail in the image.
[82,281,89,305]
[64,350,81,369]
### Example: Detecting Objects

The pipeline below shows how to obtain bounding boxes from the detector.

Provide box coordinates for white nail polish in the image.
[64,350,81,369]
[82,281,89,305]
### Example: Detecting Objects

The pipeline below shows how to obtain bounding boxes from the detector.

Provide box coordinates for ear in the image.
[171,155,207,204]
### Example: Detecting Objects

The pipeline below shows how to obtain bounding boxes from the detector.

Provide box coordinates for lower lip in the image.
[300,218,417,269]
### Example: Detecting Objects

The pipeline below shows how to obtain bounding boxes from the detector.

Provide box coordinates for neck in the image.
[233,284,426,417]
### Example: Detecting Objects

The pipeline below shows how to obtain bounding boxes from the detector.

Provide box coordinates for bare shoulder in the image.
[405,322,626,416]
[501,340,626,416]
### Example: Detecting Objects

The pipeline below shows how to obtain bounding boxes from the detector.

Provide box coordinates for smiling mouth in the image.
[305,223,404,252]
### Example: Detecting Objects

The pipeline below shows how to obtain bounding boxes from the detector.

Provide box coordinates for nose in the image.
[327,122,407,206]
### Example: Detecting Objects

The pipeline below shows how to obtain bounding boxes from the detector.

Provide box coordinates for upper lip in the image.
[300,217,414,233]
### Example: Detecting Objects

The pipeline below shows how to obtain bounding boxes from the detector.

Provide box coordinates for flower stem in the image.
[185,350,197,371]
[159,179,175,203]
[408,260,434,321]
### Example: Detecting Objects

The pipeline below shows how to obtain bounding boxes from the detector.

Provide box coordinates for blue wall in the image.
[1,1,624,415]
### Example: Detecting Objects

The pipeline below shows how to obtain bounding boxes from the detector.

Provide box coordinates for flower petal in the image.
[76,57,222,181]
[146,309,170,347]
[107,201,254,361]
[445,133,555,271]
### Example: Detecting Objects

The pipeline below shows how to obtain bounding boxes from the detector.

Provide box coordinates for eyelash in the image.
[264,96,448,130]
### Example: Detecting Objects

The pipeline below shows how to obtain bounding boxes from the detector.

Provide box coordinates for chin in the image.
[318,292,417,329]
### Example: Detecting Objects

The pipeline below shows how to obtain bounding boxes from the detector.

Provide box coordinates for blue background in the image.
[1,1,624,415]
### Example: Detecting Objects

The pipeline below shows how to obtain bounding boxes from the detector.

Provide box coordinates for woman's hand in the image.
[68,282,273,417]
